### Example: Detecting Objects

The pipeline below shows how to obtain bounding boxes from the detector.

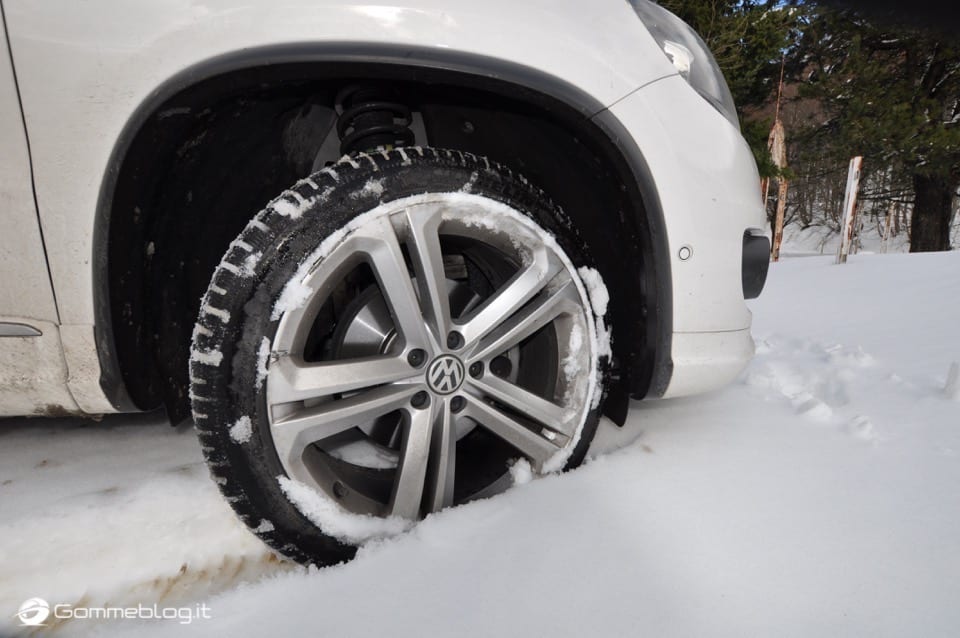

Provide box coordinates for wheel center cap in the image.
[426,354,465,395]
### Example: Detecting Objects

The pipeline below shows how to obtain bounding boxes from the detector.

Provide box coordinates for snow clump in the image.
[271,198,302,219]
[356,178,384,199]
[278,476,412,544]
[191,348,223,367]
[229,416,253,445]
[562,323,585,381]
[255,337,271,390]
[508,458,534,486]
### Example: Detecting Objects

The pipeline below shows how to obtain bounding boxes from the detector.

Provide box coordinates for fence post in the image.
[880,201,895,254]
[766,117,788,262]
[771,178,789,261]
[836,156,863,264]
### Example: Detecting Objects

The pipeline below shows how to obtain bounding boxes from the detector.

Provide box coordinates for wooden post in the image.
[881,201,895,254]
[851,201,863,255]
[837,156,863,264]
[764,55,788,260]
[771,178,789,261]
[767,116,788,261]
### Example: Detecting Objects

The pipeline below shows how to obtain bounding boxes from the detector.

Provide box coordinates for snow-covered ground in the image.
[2,251,958,637]
[780,220,910,256]
[779,214,960,257]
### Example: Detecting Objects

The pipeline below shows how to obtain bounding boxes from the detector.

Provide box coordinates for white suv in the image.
[0,0,768,564]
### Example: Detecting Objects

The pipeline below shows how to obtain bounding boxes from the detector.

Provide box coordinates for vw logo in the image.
[427,355,465,395]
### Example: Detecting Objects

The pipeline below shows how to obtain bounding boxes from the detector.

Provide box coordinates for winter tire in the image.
[189,147,609,566]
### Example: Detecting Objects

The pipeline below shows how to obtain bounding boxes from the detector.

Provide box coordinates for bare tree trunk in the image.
[911,174,955,252]
[771,178,789,261]
[837,157,863,264]
[881,201,894,253]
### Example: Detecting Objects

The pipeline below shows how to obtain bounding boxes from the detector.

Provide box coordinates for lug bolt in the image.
[469,362,484,378]
[411,391,430,409]
[490,356,512,378]
[450,396,466,413]
[446,331,464,350]
[407,348,426,368]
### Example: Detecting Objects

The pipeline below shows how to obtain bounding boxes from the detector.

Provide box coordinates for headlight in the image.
[628,0,739,128]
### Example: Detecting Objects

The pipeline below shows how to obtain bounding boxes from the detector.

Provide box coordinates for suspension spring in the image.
[335,85,415,155]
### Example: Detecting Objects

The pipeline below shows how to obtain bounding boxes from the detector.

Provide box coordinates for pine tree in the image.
[794,7,960,252]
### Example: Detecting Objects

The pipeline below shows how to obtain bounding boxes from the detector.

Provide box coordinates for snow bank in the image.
[10,209,960,638]
[0,416,283,637]
[81,250,960,638]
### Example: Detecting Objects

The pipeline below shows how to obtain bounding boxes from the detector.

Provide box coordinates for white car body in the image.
[0,0,766,418]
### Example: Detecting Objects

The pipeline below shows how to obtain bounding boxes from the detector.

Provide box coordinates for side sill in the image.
[0,321,42,337]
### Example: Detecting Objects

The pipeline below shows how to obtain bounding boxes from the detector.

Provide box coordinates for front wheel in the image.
[190,148,609,565]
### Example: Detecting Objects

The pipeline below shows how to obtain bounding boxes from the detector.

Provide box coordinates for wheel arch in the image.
[93,43,673,420]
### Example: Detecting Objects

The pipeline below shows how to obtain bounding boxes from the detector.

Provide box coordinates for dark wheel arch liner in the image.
[92,43,674,412]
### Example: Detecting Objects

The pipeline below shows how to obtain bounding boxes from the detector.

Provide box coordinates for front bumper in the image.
[666,328,755,397]
[607,75,768,398]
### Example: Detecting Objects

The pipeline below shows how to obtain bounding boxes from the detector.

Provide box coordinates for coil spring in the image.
[335,85,415,155]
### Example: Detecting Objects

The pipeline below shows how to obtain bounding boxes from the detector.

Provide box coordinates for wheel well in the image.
[99,55,668,422]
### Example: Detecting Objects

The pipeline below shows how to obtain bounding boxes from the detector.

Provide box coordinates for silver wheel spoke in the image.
[471,374,574,438]
[425,402,456,513]
[461,395,561,470]
[355,219,434,352]
[469,278,580,362]
[272,383,419,468]
[404,205,453,345]
[457,247,562,348]
[389,402,436,519]
[269,355,415,405]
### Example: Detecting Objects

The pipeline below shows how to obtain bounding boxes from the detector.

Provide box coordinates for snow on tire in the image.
[189,147,610,566]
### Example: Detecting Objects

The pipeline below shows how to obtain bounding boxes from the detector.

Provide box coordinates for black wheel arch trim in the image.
[588,105,674,399]
[92,42,674,411]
